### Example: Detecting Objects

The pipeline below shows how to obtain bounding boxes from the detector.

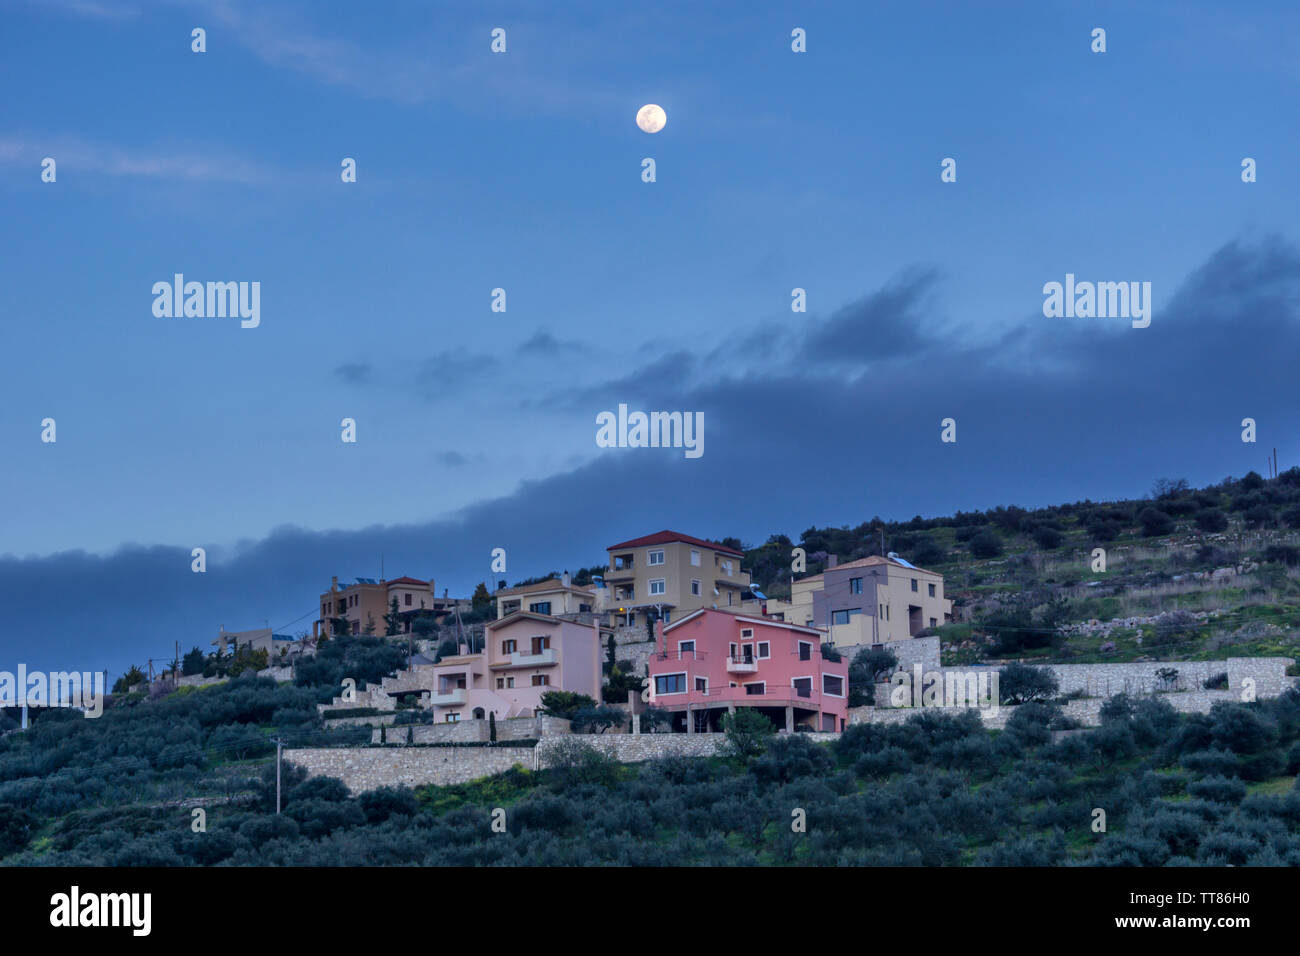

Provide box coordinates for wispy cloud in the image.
[0,134,277,184]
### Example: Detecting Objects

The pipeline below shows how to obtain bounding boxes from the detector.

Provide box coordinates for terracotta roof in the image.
[495,578,594,598]
[606,530,743,557]
[385,576,428,587]
[488,609,567,630]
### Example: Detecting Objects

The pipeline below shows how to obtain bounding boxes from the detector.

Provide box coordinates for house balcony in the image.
[492,648,558,668]
[428,688,467,707]
[604,566,636,582]
[725,656,759,674]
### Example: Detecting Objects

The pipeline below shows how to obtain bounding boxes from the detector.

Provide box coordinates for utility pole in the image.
[273,736,283,814]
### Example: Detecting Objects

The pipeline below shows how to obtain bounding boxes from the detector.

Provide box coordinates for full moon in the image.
[636,103,667,133]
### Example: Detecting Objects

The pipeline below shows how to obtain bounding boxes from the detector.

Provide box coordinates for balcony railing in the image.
[428,688,467,706]
[725,656,758,674]
[653,650,708,661]
[498,648,557,667]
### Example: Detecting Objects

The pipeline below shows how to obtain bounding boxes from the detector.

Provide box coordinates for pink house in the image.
[426,611,604,722]
[647,608,848,733]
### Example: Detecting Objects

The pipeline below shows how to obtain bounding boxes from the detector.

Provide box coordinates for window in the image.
[529,601,552,615]
[793,677,813,699]
[691,579,701,596]
[502,639,517,654]
[506,677,514,688]
[694,677,708,693]
[728,642,738,659]
[740,628,753,638]
[930,617,938,628]
[648,549,665,566]
[823,674,845,697]
[649,578,666,596]
[721,560,733,575]
[690,549,700,566]
[849,577,862,594]
[741,643,754,662]
[678,640,695,658]
[530,635,550,655]
[911,578,918,592]
[928,583,936,597]
[757,641,770,659]
[496,678,504,689]
[831,609,860,626]
[405,593,413,606]
[798,641,812,661]
[655,673,686,695]
[745,682,766,696]
[445,713,460,723]
[579,603,592,612]
[531,674,550,687]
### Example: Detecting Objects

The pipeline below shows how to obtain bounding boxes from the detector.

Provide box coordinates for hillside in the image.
[2,677,1299,866]
[741,470,1300,668]
[3,471,1300,867]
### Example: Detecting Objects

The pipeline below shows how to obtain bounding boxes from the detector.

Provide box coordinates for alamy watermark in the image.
[889,664,999,715]
[1042,273,1151,328]
[152,274,260,328]
[1,665,106,718]
[596,404,703,459]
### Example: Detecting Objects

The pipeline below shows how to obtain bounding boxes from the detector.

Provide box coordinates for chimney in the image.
[331,575,338,592]
[827,555,838,569]
[656,618,666,655]
[562,571,571,588]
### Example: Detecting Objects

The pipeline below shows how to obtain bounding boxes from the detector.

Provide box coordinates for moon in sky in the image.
[636,103,667,133]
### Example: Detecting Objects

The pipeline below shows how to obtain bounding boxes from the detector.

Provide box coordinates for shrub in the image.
[1186,775,1247,804]
[538,691,598,721]
[848,647,897,706]
[1137,508,1174,537]
[998,662,1059,705]
[1194,509,1229,532]
[720,708,775,759]
[1263,544,1300,566]
[1031,525,1064,550]
[571,704,627,734]
[541,738,621,786]
[358,786,418,823]
[969,530,1003,558]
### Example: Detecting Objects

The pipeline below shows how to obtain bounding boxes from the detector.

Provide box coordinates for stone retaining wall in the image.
[371,715,570,745]
[286,731,843,793]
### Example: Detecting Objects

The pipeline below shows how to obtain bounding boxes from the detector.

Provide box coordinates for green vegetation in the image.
[7,680,1300,865]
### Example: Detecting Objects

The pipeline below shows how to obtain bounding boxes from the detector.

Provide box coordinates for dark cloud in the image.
[415,349,496,398]
[334,362,374,384]
[799,265,943,364]
[517,329,585,356]
[5,236,1298,676]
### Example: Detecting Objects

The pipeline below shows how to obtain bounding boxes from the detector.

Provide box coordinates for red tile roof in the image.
[385,577,428,587]
[606,530,743,557]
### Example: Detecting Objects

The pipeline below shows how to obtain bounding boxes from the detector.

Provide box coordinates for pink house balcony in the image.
[695,684,840,709]
[724,655,759,674]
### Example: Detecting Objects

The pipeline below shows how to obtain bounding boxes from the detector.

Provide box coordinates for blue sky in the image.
[2,0,1299,676]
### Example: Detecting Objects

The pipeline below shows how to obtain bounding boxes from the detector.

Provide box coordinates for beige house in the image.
[766,553,952,646]
[425,611,606,721]
[495,573,595,620]
[314,575,438,638]
[601,531,751,627]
